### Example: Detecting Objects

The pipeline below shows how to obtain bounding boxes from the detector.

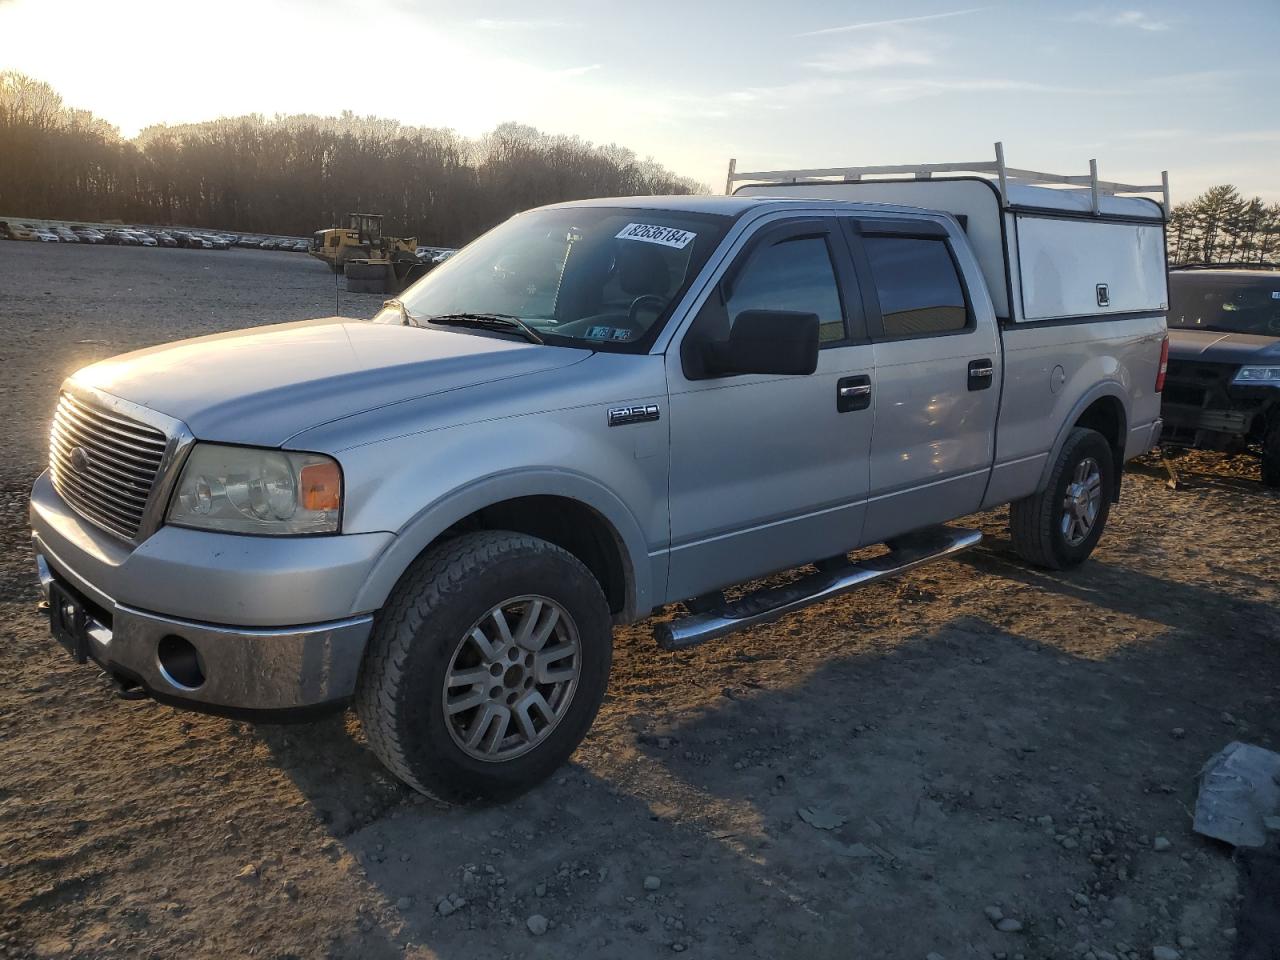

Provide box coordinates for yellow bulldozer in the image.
[309,213,415,271]
[309,213,430,293]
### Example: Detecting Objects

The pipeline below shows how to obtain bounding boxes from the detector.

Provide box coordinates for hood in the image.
[1167,328,1280,366]
[70,317,589,447]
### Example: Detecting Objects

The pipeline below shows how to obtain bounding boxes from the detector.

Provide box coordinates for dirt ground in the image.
[1,242,1278,960]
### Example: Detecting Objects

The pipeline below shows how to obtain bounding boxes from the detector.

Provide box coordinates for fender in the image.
[350,467,654,622]
[1036,381,1129,494]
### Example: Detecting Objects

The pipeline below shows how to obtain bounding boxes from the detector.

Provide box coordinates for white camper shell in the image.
[729,143,1169,324]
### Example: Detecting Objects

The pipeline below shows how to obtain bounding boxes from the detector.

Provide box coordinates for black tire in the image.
[355,531,613,802]
[1010,427,1115,570]
[1262,417,1280,489]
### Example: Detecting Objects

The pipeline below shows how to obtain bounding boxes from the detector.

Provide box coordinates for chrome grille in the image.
[49,392,168,540]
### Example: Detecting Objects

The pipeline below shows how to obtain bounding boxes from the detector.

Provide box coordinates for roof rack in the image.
[725,141,1171,218]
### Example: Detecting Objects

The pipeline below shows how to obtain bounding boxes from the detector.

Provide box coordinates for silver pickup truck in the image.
[30,149,1169,801]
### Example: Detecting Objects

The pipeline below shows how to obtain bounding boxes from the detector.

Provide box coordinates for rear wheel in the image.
[1010,427,1115,570]
[355,531,613,802]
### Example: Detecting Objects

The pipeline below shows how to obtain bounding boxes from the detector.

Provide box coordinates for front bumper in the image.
[1162,403,1252,438]
[30,470,388,716]
[35,546,372,717]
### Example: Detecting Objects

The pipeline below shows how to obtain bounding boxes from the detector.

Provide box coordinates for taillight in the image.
[1155,335,1169,393]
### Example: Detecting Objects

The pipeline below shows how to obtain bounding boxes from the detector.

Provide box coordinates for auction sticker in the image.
[615,223,696,249]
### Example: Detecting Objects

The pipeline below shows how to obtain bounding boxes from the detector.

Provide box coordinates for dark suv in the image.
[1163,264,1280,486]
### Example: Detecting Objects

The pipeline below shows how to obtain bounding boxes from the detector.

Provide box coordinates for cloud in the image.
[1117,128,1191,141]
[1069,9,1171,31]
[804,39,935,73]
[861,77,1093,103]
[472,17,567,31]
[796,7,987,38]
[721,76,847,108]
[1208,130,1280,145]
[716,74,1091,111]
[553,64,602,78]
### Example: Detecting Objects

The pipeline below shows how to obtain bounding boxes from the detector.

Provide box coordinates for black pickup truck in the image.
[1163,264,1280,486]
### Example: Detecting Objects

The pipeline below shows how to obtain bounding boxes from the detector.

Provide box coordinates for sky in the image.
[1,0,1278,203]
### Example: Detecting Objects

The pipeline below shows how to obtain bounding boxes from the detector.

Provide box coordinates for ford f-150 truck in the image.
[30,145,1169,801]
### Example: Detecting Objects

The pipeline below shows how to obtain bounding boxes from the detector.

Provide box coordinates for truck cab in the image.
[30,146,1169,801]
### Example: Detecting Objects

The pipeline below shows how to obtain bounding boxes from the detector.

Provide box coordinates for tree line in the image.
[6,72,1275,262]
[1167,184,1280,265]
[0,72,703,245]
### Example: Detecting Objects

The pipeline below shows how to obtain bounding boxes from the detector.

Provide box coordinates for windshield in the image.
[1168,273,1280,336]
[376,206,732,351]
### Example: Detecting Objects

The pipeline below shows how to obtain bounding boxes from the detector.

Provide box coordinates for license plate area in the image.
[48,581,90,664]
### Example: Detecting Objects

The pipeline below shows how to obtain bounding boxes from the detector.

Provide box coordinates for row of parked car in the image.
[414,245,459,264]
[1,221,310,252]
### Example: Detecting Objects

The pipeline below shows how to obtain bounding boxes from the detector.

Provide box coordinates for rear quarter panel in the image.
[983,314,1165,508]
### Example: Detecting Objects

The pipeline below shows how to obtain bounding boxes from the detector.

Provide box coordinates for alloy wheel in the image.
[441,595,581,762]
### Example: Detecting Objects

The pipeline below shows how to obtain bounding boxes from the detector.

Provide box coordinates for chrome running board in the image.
[655,526,982,651]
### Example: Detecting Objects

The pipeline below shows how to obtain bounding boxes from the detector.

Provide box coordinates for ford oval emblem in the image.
[69,446,91,473]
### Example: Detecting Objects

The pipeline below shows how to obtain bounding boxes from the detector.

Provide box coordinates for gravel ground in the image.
[1,242,1278,960]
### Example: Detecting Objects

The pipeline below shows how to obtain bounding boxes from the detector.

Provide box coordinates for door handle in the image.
[836,375,872,412]
[968,359,994,391]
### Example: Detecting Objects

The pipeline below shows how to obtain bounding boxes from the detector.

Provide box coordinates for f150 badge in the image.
[607,404,660,427]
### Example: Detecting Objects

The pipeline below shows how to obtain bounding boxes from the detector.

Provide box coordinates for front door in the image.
[664,215,877,603]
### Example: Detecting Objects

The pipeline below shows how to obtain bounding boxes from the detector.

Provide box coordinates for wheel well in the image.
[435,496,629,615]
[1074,396,1126,500]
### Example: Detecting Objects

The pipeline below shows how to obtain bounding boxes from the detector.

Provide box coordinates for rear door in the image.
[664,214,876,602]
[844,217,1001,543]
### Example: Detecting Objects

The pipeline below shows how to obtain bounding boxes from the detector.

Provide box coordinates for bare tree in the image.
[0,73,706,244]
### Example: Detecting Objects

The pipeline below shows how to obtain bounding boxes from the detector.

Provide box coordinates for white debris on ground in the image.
[1193,742,1280,848]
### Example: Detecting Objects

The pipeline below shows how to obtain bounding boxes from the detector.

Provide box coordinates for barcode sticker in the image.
[615,223,696,249]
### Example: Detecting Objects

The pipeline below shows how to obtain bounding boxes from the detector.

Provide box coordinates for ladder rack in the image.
[725,142,1170,217]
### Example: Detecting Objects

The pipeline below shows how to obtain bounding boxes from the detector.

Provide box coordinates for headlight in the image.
[167,444,342,535]
[1233,365,1280,385]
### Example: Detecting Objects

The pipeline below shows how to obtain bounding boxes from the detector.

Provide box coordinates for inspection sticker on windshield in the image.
[615,223,696,249]
[586,325,634,341]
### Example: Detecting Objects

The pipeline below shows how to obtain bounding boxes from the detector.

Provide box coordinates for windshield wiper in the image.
[425,312,545,345]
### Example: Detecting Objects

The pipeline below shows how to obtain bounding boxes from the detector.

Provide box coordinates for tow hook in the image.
[111,675,149,701]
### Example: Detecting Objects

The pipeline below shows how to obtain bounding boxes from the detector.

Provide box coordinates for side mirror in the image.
[703,309,819,377]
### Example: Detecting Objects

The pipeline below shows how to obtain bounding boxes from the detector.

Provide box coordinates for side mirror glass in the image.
[703,309,819,377]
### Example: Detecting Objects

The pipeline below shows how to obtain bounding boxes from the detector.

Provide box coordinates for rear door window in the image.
[863,236,969,338]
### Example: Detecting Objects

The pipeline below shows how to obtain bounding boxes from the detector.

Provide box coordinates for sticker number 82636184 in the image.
[615,223,697,249]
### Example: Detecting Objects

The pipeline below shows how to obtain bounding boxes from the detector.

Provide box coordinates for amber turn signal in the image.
[300,461,342,512]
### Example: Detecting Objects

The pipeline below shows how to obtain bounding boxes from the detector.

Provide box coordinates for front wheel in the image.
[1010,427,1115,570]
[355,531,613,802]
